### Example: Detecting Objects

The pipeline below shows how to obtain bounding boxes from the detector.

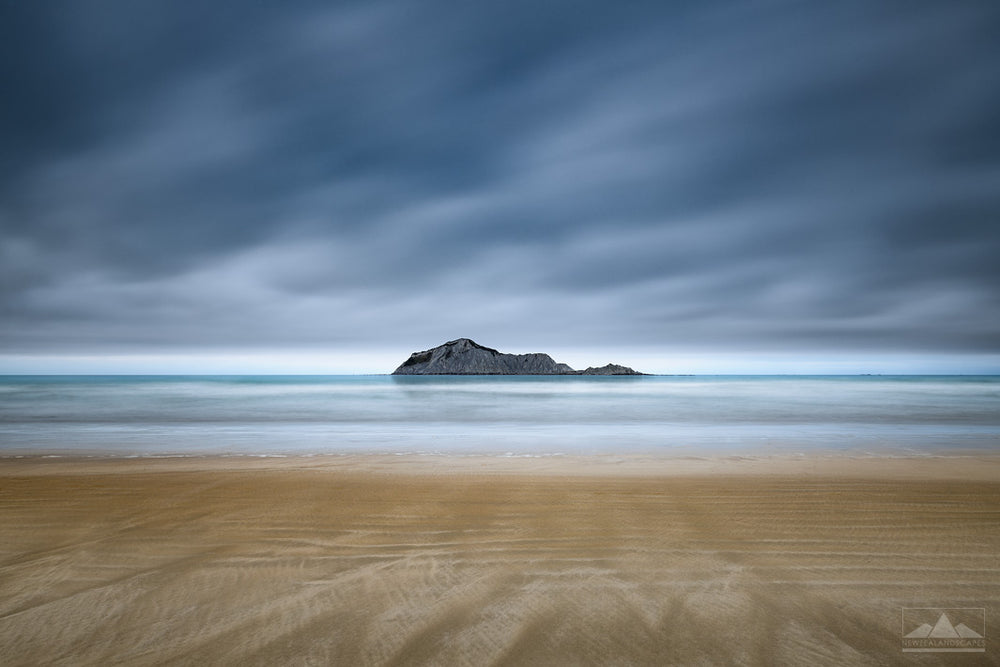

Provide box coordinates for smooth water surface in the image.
[1,375,998,456]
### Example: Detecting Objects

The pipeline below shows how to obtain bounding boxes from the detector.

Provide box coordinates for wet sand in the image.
[1,455,998,665]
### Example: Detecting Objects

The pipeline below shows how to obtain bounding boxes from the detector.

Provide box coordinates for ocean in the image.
[1,375,998,457]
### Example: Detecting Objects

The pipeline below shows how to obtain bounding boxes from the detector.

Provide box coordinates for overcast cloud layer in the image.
[2,1,999,369]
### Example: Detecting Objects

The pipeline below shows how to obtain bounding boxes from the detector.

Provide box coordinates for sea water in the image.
[1,375,998,457]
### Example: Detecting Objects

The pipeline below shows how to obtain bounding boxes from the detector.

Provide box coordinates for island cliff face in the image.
[392,338,645,375]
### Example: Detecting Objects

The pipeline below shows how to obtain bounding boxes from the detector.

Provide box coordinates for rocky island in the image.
[392,338,645,375]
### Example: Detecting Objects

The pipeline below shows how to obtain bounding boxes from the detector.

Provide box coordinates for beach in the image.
[2,454,998,665]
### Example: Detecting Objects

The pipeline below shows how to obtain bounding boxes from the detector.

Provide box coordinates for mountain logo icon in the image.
[904,613,983,638]
[902,608,985,653]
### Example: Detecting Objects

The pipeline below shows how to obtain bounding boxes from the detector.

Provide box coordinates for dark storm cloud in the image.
[1,0,999,357]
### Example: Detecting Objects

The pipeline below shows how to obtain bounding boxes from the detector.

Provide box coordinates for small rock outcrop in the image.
[578,364,641,376]
[391,338,645,375]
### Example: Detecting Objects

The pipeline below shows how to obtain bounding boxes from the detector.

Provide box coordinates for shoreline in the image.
[2,450,1000,480]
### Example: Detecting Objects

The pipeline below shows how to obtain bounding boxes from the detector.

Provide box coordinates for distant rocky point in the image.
[391,338,645,375]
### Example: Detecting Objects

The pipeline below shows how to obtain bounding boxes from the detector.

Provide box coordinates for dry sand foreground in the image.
[1,455,998,666]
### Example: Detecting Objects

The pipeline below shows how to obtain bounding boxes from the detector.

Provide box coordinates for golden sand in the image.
[1,455,998,665]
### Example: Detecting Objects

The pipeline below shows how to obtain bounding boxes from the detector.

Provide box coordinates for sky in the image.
[2,1,999,374]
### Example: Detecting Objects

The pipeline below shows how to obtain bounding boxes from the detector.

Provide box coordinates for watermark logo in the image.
[901,608,985,653]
